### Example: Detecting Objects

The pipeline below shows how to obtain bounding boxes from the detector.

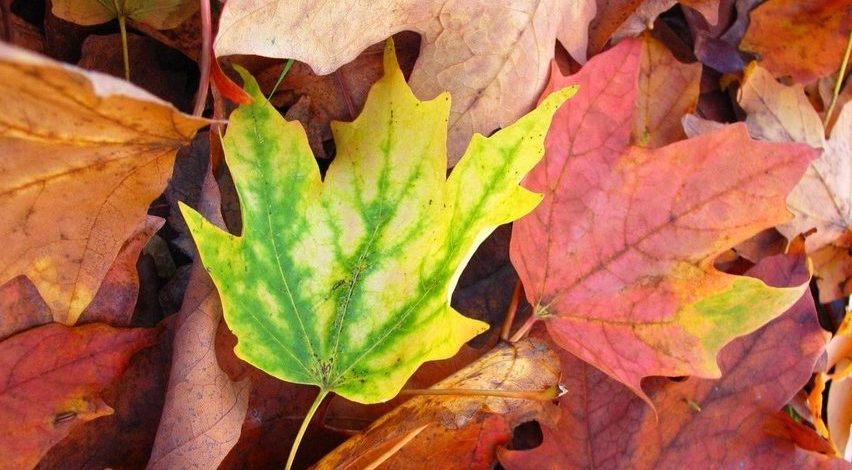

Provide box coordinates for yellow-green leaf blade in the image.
[182,41,573,403]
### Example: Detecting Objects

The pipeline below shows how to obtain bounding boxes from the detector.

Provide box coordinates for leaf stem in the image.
[500,280,523,341]
[508,313,538,343]
[286,388,328,470]
[116,16,130,81]
[267,59,294,100]
[399,384,558,401]
[824,30,852,129]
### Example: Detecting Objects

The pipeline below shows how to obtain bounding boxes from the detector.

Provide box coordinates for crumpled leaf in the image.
[148,170,250,469]
[739,0,852,83]
[0,42,207,324]
[0,322,156,469]
[500,253,841,469]
[52,0,198,29]
[214,0,595,164]
[738,63,852,302]
[315,339,560,470]
[180,41,574,404]
[509,38,817,400]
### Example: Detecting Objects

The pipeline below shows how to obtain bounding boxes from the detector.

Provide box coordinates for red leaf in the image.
[0,322,156,469]
[499,253,844,469]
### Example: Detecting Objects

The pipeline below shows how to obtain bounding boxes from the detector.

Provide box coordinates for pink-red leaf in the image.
[510,38,817,399]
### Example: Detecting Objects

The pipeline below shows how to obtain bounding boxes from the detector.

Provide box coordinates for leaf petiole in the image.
[286,388,328,470]
[113,0,131,81]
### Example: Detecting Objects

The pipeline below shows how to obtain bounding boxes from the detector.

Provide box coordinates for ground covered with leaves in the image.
[0,0,851,469]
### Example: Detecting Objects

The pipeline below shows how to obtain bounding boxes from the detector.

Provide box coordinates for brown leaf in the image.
[315,339,560,470]
[634,32,701,147]
[214,0,597,164]
[148,169,250,469]
[0,42,207,324]
[0,322,156,469]
[77,215,164,326]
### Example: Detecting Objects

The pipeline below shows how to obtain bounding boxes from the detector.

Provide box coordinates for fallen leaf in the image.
[77,215,164,326]
[0,42,207,323]
[52,0,198,29]
[0,322,156,469]
[680,0,720,24]
[37,317,175,469]
[500,253,841,469]
[509,38,816,400]
[738,64,851,302]
[315,339,560,470]
[180,41,574,403]
[739,0,852,83]
[634,32,701,147]
[214,0,595,164]
[148,169,250,469]
[0,276,52,340]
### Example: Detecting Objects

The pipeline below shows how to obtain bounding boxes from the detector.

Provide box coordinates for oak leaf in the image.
[180,41,574,404]
[315,339,559,470]
[0,322,156,469]
[740,0,852,83]
[0,43,207,323]
[214,0,595,164]
[500,253,842,469]
[509,38,817,400]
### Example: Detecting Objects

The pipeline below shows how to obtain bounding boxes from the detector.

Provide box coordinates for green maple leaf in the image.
[180,42,574,406]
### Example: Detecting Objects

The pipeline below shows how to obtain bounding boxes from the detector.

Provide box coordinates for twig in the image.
[500,280,523,341]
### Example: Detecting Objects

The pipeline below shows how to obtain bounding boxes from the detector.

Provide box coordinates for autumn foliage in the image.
[0,1,850,469]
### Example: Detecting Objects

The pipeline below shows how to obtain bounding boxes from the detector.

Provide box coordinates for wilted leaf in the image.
[214,0,595,163]
[180,41,574,404]
[500,253,841,469]
[0,322,156,469]
[738,64,851,302]
[315,339,559,470]
[740,0,852,83]
[509,38,816,399]
[52,0,198,29]
[0,43,207,323]
[148,170,250,469]
[634,32,701,147]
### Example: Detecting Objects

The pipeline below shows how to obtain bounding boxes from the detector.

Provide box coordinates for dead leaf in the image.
[148,169,250,469]
[314,339,559,470]
[0,276,52,341]
[634,32,701,147]
[740,0,852,83]
[214,0,596,164]
[0,42,207,324]
[0,322,156,469]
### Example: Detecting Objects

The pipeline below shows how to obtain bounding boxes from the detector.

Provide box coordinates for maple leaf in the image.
[509,38,817,400]
[214,0,595,164]
[0,43,207,324]
[740,0,852,83]
[148,171,249,469]
[500,253,843,469]
[315,339,560,470]
[179,41,574,405]
[0,322,156,469]
[738,63,851,302]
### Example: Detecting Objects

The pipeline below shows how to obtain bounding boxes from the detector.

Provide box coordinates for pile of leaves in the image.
[1,0,850,468]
